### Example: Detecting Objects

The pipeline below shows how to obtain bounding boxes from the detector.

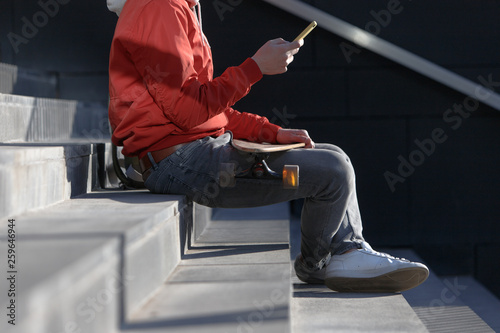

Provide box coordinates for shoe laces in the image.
[361,242,409,262]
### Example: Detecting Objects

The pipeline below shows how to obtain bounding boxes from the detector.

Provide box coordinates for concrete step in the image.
[0,92,108,143]
[448,276,500,332]
[194,203,290,246]
[0,190,190,333]
[128,245,291,333]
[290,216,498,332]
[288,217,428,333]
[128,203,292,333]
[291,282,428,332]
[390,249,499,333]
[0,89,113,218]
[0,142,105,219]
[0,62,57,98]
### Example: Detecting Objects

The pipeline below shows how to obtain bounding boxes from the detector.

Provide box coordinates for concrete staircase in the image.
[289,217,500,333]
[2,62,500,333]
[126,204,291,333]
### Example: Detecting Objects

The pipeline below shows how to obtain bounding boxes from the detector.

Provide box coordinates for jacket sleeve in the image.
[122,0,262,132]
[224,108,282,143]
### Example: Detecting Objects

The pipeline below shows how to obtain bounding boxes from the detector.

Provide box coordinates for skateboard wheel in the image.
[283,165,299,189]
[219,163,236,187]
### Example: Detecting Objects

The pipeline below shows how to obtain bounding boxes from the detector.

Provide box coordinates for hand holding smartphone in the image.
[251,21,317,74]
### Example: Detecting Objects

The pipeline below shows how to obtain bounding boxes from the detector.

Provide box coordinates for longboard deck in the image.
[232,139,305,153]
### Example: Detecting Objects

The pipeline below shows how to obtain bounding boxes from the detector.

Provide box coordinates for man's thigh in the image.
[211,140,351,208]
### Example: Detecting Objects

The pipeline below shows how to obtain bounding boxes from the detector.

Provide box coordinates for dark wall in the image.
[0,0,117,101]
[202,0,500,296]
[1,0,499,296]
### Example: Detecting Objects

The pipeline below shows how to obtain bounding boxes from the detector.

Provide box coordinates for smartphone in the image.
[293,21,317,42]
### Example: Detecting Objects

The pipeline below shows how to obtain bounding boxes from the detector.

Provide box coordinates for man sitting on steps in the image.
[107,0,429,292]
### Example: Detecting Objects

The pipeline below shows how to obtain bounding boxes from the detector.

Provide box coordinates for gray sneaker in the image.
[325,242,429,293]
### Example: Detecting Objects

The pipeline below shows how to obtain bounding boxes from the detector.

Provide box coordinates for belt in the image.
[139,143,187,181]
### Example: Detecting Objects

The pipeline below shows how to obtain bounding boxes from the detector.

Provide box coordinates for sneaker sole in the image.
[324,267,429,293]
[296,274,325,285]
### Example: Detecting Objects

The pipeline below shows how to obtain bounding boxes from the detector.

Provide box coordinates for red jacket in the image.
[108,0,281,158]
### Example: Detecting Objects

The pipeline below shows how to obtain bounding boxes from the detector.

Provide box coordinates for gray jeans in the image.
[143,133,365,268]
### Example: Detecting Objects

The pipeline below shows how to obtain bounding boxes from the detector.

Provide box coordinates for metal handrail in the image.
[263,0,500,111]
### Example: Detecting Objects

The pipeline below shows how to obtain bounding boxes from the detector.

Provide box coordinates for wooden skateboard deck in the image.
[231,139,305,153]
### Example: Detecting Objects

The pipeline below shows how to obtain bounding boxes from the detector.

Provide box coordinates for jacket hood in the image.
[186,0,200,8]
[107,0,127,16]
